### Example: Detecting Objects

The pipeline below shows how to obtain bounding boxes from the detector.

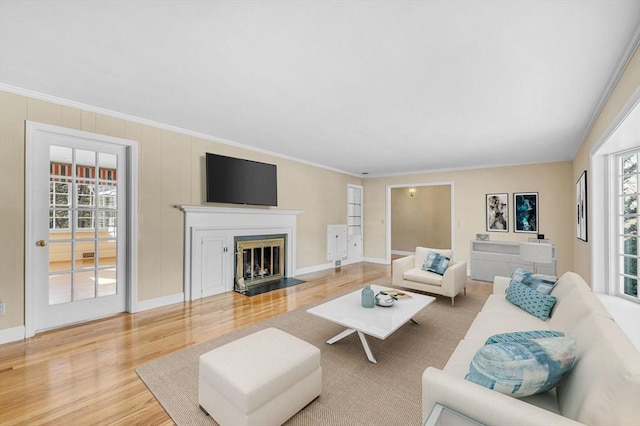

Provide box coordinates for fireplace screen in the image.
[236,237,285,291]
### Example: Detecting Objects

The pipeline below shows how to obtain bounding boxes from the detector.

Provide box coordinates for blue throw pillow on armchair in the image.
[421,251,450,275]
[421,251,438,271]
[428,255,450,275]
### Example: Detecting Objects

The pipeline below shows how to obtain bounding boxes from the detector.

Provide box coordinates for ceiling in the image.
[1,1,639,177]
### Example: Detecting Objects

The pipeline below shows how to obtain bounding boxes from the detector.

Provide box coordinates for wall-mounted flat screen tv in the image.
[206,153,278,206]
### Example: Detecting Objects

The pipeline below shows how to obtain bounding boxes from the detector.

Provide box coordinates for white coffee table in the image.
[306,285,436,363]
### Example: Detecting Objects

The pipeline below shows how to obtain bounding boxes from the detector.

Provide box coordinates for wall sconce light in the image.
[408,188,416,197]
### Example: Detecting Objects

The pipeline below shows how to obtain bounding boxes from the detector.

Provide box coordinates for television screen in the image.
[206,153,278,206]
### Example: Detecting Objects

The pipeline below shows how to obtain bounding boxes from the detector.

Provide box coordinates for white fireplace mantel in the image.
[179,206,303,300]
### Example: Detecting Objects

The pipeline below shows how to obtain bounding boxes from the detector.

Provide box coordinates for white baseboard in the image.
[0,325,26,344]
[391,250,414,256]
[132,292,185,313]
[296,262,335,276]
[363,257,388,265]
[294,256,398,277]
[296,257,376,276]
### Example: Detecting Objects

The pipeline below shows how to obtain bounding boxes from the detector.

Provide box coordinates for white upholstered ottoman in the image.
[198,327,322,426]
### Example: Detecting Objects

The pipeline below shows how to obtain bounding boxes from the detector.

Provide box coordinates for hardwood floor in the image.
[0,262,491,425]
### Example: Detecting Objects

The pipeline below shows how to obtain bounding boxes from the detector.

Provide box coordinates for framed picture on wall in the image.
[577,170,587,241]
[514,192,538,233]
[486,193,509,232]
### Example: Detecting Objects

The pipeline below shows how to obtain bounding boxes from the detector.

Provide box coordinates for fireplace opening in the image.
[235,234,286,293]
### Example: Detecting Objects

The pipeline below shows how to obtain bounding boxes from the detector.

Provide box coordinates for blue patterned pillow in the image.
[465,337,577,397]
[511,268,557,294]
[421,251,451,275]
[485,330,565,345]
[511,268,533,283]
[428,255,450,275]
[506,281,557,320]
[421,251,438,271]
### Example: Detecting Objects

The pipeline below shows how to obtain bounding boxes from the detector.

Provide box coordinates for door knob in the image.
[36,240,48,247]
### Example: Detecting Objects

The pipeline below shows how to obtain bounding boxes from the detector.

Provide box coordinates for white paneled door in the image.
[26,122,134,335]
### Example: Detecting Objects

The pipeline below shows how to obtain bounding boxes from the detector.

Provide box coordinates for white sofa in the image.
[422,271,640,426]
[392,247,467,306]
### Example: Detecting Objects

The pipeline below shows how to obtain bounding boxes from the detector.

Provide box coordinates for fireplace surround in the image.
[180,206,302,300]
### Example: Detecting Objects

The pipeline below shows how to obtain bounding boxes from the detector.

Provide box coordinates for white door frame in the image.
[25,121,139,337]
[385,181,455,264]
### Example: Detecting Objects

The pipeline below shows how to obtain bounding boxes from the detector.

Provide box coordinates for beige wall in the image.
[572,45,640,283]
[391,185,451,251]
[0,90,361,331]
[364,162,574,273]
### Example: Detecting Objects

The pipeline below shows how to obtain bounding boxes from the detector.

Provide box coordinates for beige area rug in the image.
[136,280,487,425]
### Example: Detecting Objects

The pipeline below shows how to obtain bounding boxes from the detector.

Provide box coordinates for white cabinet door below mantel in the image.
[191,230,232,299]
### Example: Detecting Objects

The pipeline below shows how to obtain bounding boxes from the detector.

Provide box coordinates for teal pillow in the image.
[506,281,557,320]
[465,337,577,397]
[485,330,565,345]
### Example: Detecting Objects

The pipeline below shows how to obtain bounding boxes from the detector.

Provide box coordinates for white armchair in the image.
[392,247,467,306]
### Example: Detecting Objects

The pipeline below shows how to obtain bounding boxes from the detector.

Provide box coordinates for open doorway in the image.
[386,182,454,263]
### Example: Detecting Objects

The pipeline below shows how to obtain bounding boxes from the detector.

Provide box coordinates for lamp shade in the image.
[519,242,553,264]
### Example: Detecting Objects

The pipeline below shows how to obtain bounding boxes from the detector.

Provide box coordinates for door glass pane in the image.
[77,209,95,230]
[98,240,117,267]
[49,273,72,305]
[50,146,73,177]
[99,152,117,181]
[76,181,95,207]
[49,241,71,273]
[50,208,70,231]
[98,183,117,209]
[74,270,96,301]
[74,240,96,270]
[50,178,71,230]
[76,149,96,177]
[98,268,117,297]
[98,211,117,237]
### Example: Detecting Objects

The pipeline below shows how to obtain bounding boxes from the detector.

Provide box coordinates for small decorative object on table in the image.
[375,292,395,307]
[361,285,374,308]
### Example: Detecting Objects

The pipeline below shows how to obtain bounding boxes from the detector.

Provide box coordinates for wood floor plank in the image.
[0,262,491,424]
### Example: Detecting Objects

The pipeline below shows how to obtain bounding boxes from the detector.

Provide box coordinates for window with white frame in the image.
[618,150,638,301]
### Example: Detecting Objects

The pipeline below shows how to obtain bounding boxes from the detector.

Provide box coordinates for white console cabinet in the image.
[470,240,557,282]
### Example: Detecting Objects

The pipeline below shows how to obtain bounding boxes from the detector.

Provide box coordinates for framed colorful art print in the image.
[514,192,538,233]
